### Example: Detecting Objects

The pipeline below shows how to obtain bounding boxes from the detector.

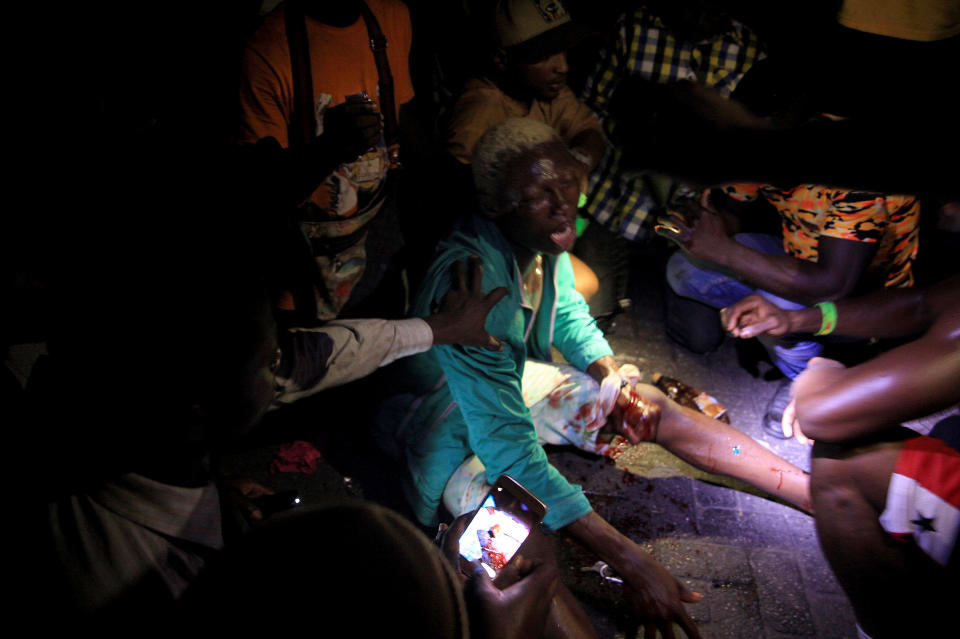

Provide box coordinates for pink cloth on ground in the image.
[270,441,324,474]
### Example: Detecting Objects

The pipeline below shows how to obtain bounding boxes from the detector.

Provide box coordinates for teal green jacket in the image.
[378,214,613,530]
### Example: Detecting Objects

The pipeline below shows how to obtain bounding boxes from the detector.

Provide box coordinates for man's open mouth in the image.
[550,222,577,252]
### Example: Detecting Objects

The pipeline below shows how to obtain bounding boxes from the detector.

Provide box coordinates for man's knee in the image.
[664,285,725,353]
[570,254,600,303]
[809,451,860,510]
[811,437,905,515]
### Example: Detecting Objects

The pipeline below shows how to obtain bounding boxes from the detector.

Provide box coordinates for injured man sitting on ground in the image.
[376,118,812,637]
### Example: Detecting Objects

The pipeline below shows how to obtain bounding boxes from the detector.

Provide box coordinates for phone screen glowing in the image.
[458,492,532,578]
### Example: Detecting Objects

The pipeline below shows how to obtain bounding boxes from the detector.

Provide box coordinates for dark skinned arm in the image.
[658,191,878,306]
[791,307,960,442]
[723,275,960,340]
[568,128,607,172]
[563,512,702,639]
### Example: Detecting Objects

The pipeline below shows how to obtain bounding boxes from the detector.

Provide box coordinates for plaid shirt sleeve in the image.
[578,10,766,241]
[580,13,631,124]
[707,21,766,97]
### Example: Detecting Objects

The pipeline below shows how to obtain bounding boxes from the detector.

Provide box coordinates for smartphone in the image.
[458,475,547,578]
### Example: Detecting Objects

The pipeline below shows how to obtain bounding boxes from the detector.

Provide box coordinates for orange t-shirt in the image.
[239,0,414,230]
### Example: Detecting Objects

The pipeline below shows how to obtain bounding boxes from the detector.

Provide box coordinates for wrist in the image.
[788,306,822,334]
[695,231,733,264]
[586,356,619,383]
[715,232,740,261]
[422,314,449,345]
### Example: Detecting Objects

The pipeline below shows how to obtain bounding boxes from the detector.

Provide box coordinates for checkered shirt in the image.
[579,9,765,240]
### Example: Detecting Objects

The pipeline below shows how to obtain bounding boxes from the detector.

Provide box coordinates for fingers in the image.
[699,187,715,211]
[481,286,508,352]
[783,399,813,446]
[671,583,704,639]
[494,555,538,590]
[738,315,780,338]
[464,560,499,600]
[807,356,846,370]
[677,612,703,639]
[720,299,755,334]
[781,397,796,439]
[678,583,703,604]
[618,363,642,384]
[597,373,623,416]
[483,286,509,308]
[236,498,264,522]
[468,254,484,292]
[452,258,468,291]
[654,211,693,245]
[780,396,812,445]
[440,515,471,568]
[720,295,772,337]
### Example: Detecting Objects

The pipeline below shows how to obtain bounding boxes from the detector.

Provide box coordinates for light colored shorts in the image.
[879,434,960,567]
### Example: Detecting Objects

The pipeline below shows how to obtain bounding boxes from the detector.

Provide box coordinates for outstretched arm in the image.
[614,383,812,512]
[791,307,960,442]
[657,191,877,306]
[273,257,507,405]
[722,275,960,340]
[564,511,703,639]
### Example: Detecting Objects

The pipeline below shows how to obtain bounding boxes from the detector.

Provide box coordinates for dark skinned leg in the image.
[810,439,952,638]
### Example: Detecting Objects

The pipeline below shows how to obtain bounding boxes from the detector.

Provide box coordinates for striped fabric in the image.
[880,435,960,566]
[579,8,764,240]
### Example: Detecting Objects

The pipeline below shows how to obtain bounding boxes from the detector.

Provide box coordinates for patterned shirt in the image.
[722,184,921,288]
[580,8,764,240]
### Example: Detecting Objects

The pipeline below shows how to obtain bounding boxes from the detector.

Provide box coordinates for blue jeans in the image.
[666,233,822,379]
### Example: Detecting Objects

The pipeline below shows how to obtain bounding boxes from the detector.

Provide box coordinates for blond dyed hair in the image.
[472,118,564,217]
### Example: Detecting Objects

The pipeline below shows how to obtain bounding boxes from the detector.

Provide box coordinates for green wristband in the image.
[814,301,837,336]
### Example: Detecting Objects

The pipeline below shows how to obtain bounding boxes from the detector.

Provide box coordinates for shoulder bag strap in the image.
[280,0,326,323]
[357,1,401,168]
[284,0,316,150]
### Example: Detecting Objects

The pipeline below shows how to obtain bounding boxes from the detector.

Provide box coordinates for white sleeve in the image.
[271,318,434,407]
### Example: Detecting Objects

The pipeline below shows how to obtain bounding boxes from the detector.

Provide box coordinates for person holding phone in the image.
[439,480,600,639]
[377,117,813,638]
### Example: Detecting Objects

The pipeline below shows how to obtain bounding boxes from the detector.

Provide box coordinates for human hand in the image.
[602,381,665,445]
[791,357,847,406]
[721,294,792,338]
[593,371,624,430]
[464,554,559,639]
[439,511,559,639]
[617,552,703,638]
[426,256,508,351]
[322,95,383,163]
[655,190,730,261]
[590,361,645,436]
[779,397,812,445]
[221,477,275,523]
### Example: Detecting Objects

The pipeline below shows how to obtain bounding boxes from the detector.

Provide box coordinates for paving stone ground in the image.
[218,242,860,639]
[540,247,858,639]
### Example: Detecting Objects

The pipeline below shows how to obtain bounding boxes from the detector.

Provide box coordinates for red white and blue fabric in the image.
[879,436,960,566]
